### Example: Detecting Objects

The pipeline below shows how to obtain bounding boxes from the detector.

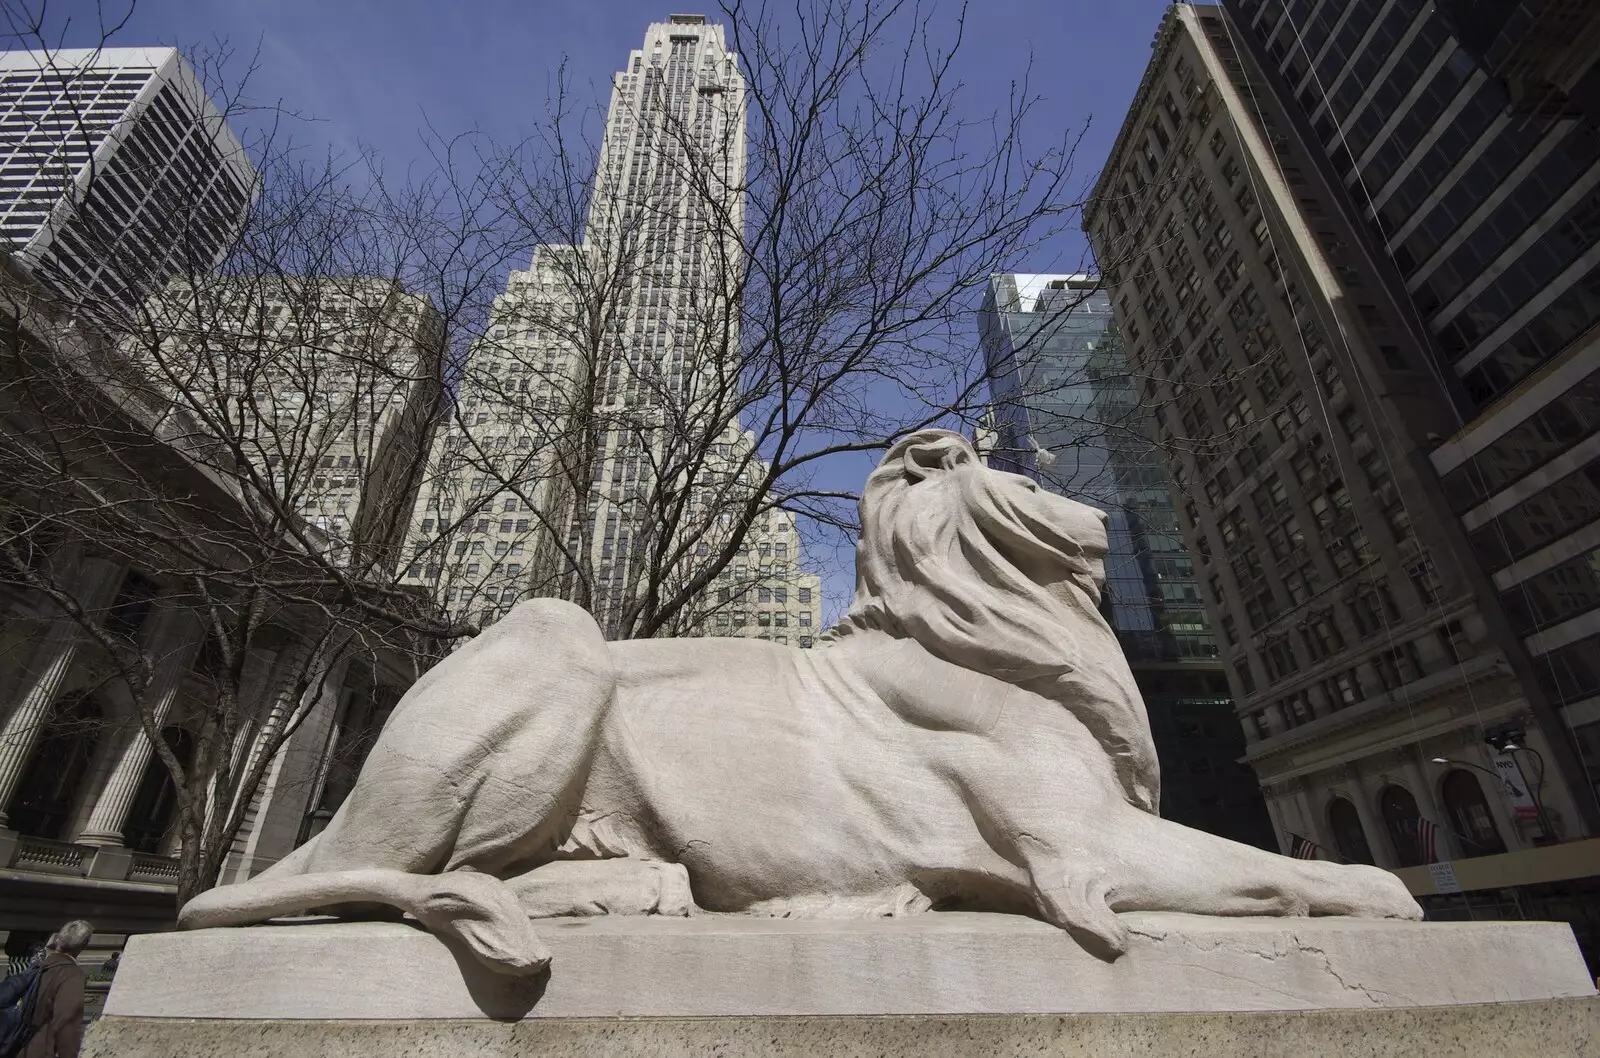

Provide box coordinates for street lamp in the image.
[1429,756,1526,798]
[1480,724,1557,843]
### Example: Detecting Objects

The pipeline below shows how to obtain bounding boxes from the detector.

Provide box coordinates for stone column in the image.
[1262,791,1292,855]
[0,555,126,827]
[1344,767,1390,867]
[231,655,351,882]
[76,605,206,847]
[1405,750,1462,859]
[1293,781,1327,847]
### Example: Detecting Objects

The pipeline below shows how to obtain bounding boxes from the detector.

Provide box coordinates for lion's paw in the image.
[1031,864,1128,961]
[413,870,552,975]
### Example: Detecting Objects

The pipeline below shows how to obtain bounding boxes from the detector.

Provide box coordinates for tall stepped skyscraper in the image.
[403,16,822,641]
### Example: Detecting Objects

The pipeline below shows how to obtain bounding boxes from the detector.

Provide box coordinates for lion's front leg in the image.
[503,859,695,918]
[946,708,1137,959]
[952,699,1421,962]
[1099,804,1423,923]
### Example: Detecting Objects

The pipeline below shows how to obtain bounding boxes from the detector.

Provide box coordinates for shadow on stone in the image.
[436,931,548,1020]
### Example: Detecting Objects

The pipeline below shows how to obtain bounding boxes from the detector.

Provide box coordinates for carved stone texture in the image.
[178,431,1421,975]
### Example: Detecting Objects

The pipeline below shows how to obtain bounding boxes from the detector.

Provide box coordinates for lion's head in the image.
[825,429,1160,812]
[826,429,1113,682]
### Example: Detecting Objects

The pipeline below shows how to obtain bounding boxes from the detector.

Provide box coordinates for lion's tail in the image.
[177,864,550,974]
[178,862,399,930]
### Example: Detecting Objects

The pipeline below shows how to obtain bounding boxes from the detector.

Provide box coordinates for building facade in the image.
[0,269,424,970]
[0,47,257,319]
[1084,4,1598,880]
[399,17,823,640]
[981,272,1274,848]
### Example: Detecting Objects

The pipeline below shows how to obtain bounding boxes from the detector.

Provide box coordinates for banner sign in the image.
[1491,754,1540,822]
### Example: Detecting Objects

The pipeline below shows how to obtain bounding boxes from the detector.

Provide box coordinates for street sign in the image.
[1428,861,1463,894]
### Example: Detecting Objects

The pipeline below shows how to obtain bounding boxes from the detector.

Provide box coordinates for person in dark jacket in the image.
[22,920,92,1058]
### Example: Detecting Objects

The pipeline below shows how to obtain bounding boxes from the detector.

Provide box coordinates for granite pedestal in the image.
[83,912,1600,1056]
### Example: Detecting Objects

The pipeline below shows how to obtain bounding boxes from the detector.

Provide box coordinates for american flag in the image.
[1411,817,1440,863]
[1289,834,1323,860]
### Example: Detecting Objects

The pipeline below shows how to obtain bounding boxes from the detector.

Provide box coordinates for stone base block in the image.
[84,1001,1600,1058]
[85,912,1600,1055]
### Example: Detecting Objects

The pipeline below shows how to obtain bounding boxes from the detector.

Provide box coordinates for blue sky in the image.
[56,0,1170,266]
[49,0,1173,615]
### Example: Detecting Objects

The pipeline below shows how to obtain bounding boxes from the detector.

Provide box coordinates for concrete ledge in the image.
[84,999,1600,1058]
[101,912,1596,1020]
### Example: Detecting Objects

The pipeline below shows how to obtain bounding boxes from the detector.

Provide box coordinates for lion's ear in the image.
[902,433,975,482]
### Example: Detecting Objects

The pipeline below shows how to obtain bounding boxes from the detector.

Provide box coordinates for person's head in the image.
[45,920,93,957]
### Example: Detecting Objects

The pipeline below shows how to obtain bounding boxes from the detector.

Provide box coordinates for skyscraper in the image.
[1084,4,1598,875]
[402,17,822,641]
[1217,0,1600,837]
[981,273,1274,848]
[133,276,445,570]
[0,47,257,319]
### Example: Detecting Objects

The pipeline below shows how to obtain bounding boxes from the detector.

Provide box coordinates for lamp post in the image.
[1480,723,1558,844]
[1429,756,1525,797]
[1498,740,1556,845]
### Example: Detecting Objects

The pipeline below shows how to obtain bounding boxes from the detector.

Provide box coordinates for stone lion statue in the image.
[179,429,1420,973]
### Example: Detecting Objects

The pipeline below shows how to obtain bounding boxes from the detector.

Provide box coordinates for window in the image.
[1327,798,1374,865]
[1272,409,1295,443]
[1234,658,1257,695]
[800,612,812,626]
[799,588,812,604]
[1438,620,1467,663]
[1281,692,1314,727]
[1327,669,1362,707]
[1379,785,1426,867]
[1440,770,1506,857]
[1264,638,1298,680]
[421,519,435,533]
[1351,582,1399,636]
[503,498,519,512]
[1407,555,1442,604]
[1373,641,1424,691]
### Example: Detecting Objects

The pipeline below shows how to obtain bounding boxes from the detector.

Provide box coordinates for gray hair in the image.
[46,920,93,956]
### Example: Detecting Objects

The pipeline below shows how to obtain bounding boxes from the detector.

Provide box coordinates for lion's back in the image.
[598,638,955,905]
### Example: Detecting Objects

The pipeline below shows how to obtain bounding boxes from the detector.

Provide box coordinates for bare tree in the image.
[405,0,1089,642]
[0,0,1104,904]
